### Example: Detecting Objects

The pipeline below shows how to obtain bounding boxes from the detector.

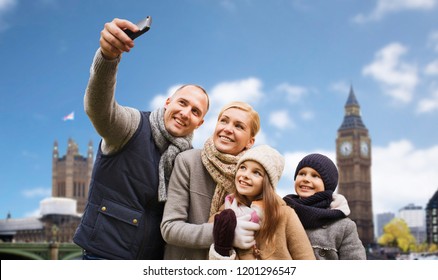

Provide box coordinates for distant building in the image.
[0,197,80,243]
[425,189,438,245]
[398,203,426,244]
[52,138,93,213]
[376,212,395,238]
[0,138,92,243]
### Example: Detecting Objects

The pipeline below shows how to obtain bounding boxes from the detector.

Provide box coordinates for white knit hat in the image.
[237,145,285,189]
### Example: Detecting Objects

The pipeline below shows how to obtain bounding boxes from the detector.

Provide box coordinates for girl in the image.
[209,145,315,260]
[283,153,366,260]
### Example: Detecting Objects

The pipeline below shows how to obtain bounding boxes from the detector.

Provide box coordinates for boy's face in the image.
[294,167,324,198]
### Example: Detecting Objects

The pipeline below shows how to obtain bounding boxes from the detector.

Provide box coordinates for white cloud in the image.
[269,110,295,130]
[276,140,438,217]
[372,140,438,214]
[209,77,264,110]
[149,84,182,110]
[275,83,308,103]
[428,31,438,52]
[363,42,418,104]
[424,60,438,76]
[353,0,437,23]
[417,88,438,113]
[22,187,51,198]
[253,129,268,146]
[300,111,315,121]
[0,0,17,31]
[24,208,41,218]
[0,0,16,11]
[329,81,350,95]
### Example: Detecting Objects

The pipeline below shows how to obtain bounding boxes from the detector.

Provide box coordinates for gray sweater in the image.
[84,49,140,155]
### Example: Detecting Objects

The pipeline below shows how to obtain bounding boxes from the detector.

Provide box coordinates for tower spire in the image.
[339,85,366,131]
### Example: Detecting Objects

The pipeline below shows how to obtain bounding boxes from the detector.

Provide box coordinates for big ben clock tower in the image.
[336,86,374,246]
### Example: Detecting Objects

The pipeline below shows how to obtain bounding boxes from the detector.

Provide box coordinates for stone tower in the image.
[336,86,374,246]
[52,138,93,213]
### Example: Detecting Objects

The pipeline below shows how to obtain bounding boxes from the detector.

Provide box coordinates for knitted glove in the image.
[213,209,237,256]
[232,214,260,249]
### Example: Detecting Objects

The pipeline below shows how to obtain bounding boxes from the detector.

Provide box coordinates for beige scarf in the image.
[201,137,246,216]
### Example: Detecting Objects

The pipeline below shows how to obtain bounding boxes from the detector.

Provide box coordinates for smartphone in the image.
[124,16,152,40]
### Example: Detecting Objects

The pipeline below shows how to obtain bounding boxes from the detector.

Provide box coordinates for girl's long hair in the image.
[234,173,281,245]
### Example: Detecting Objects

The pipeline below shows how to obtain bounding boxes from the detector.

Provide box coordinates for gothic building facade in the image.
[52,138,94,213]
[336,86,375,246]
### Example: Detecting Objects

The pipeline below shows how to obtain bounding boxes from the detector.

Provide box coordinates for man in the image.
[73,18,209,260]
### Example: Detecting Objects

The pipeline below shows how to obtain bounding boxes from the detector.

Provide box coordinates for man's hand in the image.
[232,214,260,249]
[99,18,139,60]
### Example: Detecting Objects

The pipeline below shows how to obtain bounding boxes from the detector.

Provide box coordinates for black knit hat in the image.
[294,153,339,192]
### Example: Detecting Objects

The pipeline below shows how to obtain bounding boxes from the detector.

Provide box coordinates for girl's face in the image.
[294,167,325,198]
[235,160,265,201]
[213,108,254,156]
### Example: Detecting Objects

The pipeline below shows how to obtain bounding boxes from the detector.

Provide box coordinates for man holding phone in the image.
[73,17,210,259]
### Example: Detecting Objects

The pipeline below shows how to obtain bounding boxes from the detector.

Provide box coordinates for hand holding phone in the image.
[124,16,152,40]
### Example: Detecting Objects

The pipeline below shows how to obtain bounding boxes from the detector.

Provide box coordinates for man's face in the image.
[163,85,208,137]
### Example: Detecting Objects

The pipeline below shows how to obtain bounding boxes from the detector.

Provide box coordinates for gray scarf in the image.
[149,107,193,202]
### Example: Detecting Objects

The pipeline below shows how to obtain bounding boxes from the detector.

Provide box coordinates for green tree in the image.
[428,243,438,253]
[378,218,417,252]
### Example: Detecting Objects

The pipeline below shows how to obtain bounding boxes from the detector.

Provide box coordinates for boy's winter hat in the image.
[237,145,285,189]
[294,153,339,192]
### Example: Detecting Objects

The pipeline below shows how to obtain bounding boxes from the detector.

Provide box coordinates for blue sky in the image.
[1,0,437,220]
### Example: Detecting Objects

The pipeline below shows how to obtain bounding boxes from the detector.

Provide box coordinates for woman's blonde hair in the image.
[217,101,260,137]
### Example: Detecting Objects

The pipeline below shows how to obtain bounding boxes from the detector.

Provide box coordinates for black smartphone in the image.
[124,16,152,40]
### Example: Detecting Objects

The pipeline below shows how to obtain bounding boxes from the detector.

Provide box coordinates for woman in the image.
[160,101,260,259]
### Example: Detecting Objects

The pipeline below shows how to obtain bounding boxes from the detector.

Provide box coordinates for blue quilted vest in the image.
[73,111,164,259]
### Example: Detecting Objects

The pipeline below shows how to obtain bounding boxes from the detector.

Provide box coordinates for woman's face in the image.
[213,107,255,155]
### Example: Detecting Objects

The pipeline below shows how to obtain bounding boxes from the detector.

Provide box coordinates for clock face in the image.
[340,141,352,156]
[360,141,369,156]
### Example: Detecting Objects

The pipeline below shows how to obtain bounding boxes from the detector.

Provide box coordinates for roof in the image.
[0,217,43,234]
[338,86,367,131]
